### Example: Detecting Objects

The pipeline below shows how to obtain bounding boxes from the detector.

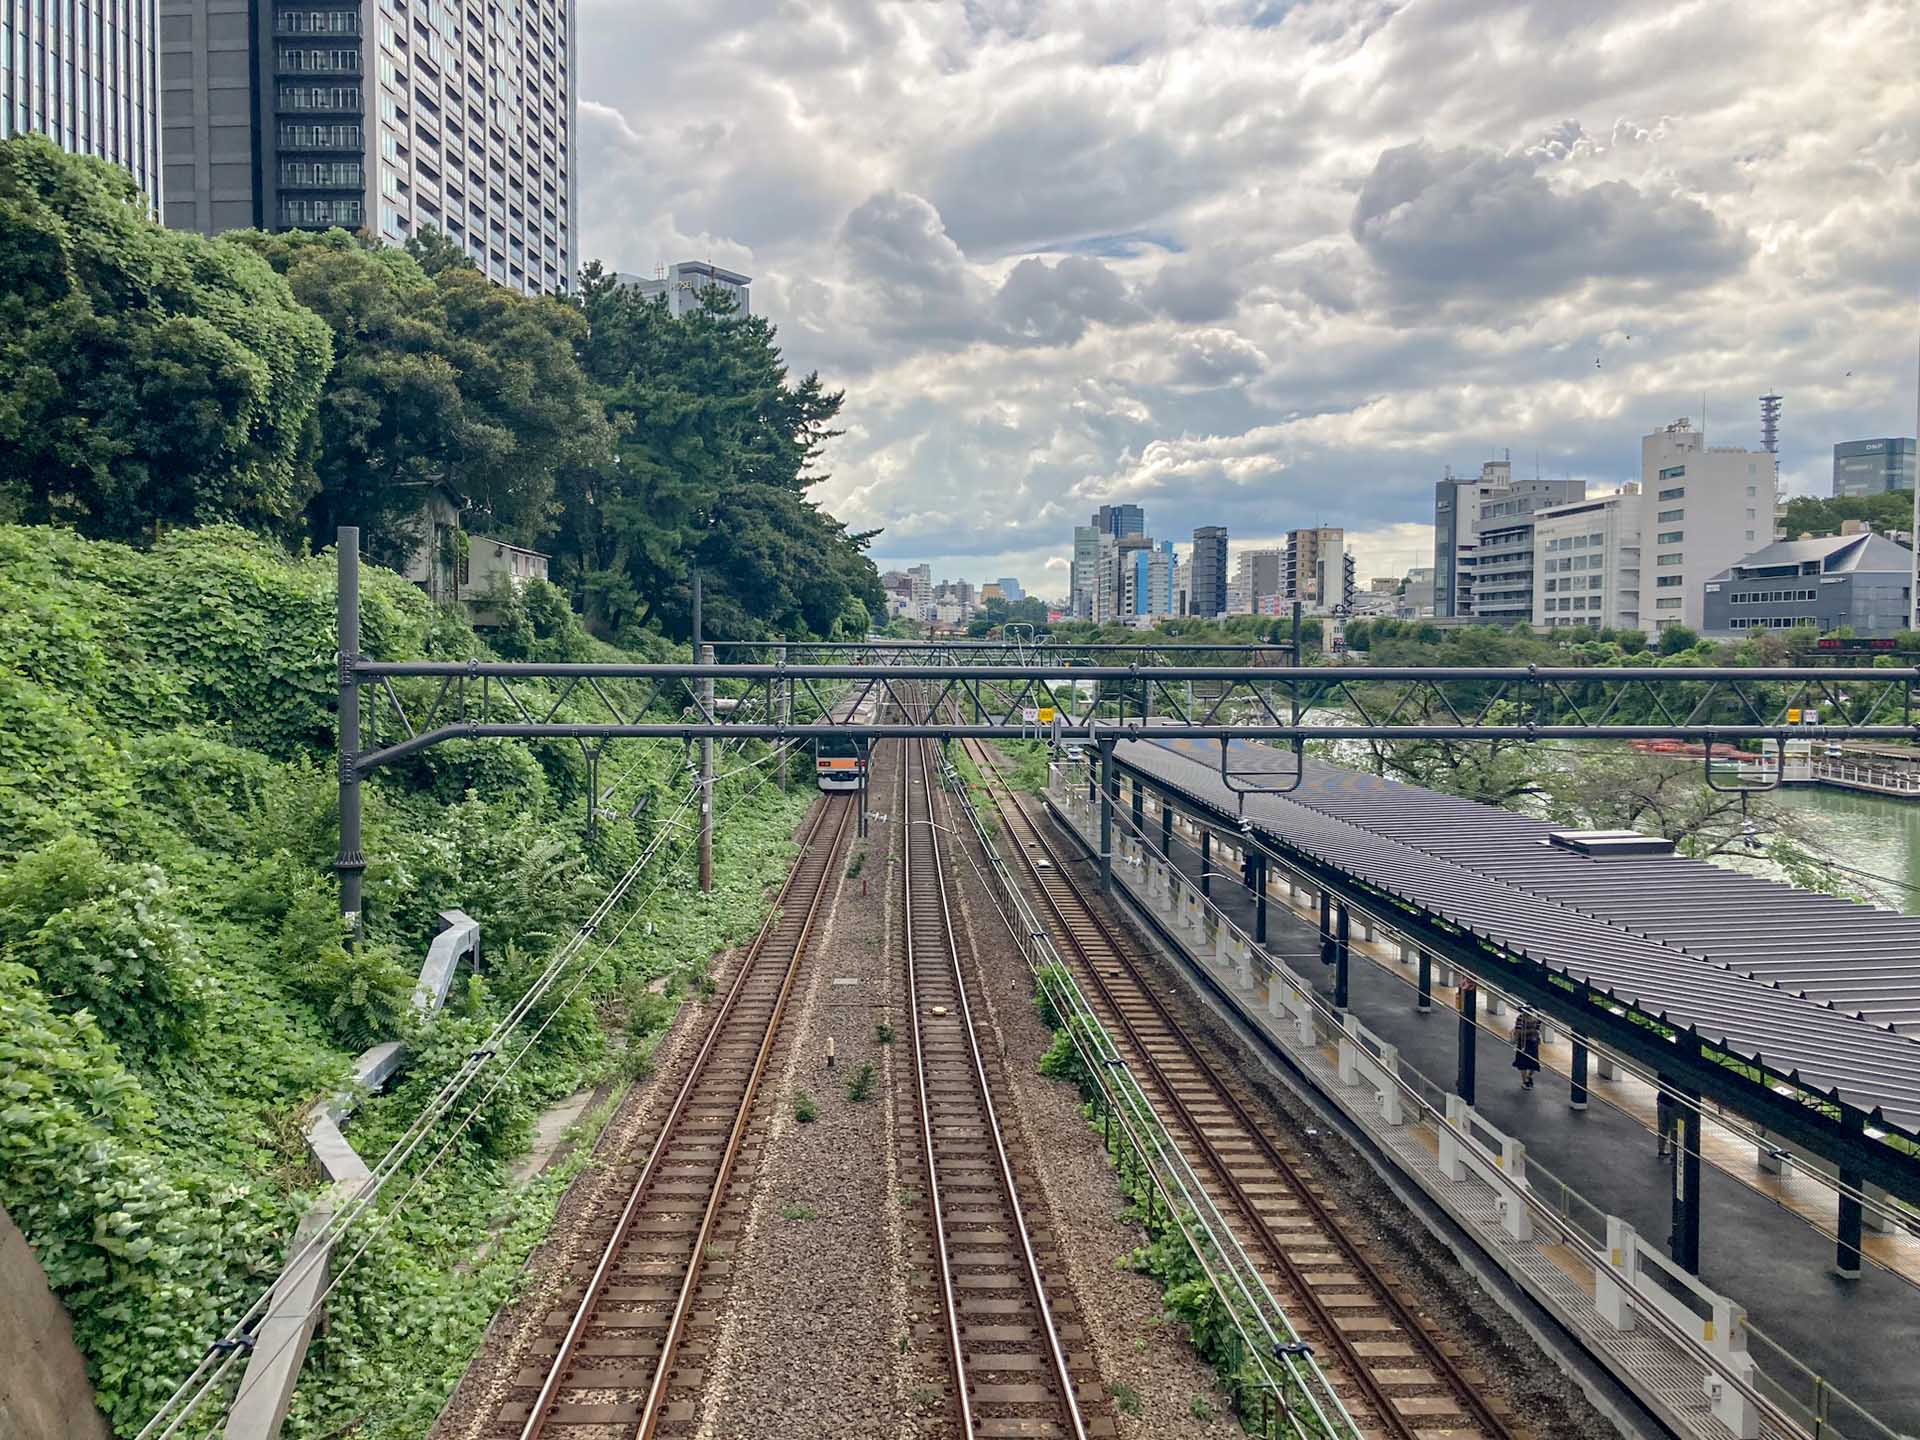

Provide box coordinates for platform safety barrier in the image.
[1049,769,1838,1440]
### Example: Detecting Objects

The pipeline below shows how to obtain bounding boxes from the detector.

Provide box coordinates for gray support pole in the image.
[335,527,365,943]
[1318,888,1334,966]
[1130,775,1144,836]
[777,638,788,794]
[1457,981,1478,1107]
[1334,902,1350,1011]
[1417,950,1433,1012]
[1159,796,1173,858]
[1837,1107,1866,1279]
[1098,738,1116,893]
[1671,1079,1702,1274]
[1253,853,1267,944]
[1200,830,1212,896]
[694,575,713,893]
[1570,1040,1590,1110]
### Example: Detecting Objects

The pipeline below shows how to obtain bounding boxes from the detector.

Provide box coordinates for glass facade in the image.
[2,0,162,206]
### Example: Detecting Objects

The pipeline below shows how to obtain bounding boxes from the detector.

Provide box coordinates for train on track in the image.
[814,733,869,791]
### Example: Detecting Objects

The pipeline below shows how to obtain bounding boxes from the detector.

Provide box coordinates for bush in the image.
[0,835,207,1053]
[846,1061,876,1102]
[793,1090,819,1123]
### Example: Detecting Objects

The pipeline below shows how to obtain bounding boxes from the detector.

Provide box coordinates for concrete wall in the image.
[0,1205,111,1440]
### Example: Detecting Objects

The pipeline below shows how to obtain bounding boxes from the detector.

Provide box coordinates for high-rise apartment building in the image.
[1533,486,1644,632]
[1432,459,1513,618]
[1832,438,1916,498]
[1131,542,1175,618]
[1470,479,1586,625]
[1639,419,1777,631]
[4,0,162,205]
[1189,526,1228,619]
[1284,527,1352,611]
[160,0,575,297]
[907,563,932,620]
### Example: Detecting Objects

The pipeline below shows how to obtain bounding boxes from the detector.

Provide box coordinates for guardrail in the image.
[1049,770,1881,1440]
[932,754,1365,1440]
[224,911,480,1440]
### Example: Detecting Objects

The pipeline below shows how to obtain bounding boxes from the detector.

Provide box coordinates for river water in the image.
[1772,784,1920,914]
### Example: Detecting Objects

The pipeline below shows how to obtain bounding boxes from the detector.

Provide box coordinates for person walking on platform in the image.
[1511,1009,1543,1090]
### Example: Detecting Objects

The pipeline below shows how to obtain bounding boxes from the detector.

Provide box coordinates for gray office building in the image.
[1702,531,1914,638]
[614,260,750,316]
[1189,525,1227,618]
[3,0,163,206]
[1832,438,1916,498]
[1094,503,1145,538]
[1471,478,1586,624]
[160,0,575,297]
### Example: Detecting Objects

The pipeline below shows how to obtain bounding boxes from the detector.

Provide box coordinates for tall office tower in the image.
[1469,479,1586,625]
[1639,418,1778,632]
[1069,525,1100,621]
[1132,541,1175,618]
[3,0,162,205]
[1533,485,1645,633]
[161,0,576,297]
[995,576,1023,603]
[1092,503,1145,539]
[1189,526,1228,619]
[1831,438,1916,498]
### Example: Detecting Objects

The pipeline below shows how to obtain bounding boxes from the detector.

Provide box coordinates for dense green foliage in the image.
[0,525,810,1435]
[1780,489,1912,540]
[231,229,615,565]
[556,265,883,641]
[0,136,333,540]
[0,139,882,647]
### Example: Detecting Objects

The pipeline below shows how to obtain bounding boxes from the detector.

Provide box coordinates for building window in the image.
[1656,597,1683,610]
[1658,509,1684,523]
[1659,466,1686,480]
[1658,485,1685,501]
[1659,576,1683,589]
[1657,553,1683,567]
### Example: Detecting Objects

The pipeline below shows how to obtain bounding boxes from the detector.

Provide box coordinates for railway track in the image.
[895,733,1104,1440]
[494,794,854,1440]
[961,739,1518,1440]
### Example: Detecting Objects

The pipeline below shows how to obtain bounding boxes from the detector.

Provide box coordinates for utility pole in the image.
[778,636,789,794]
[694,573,714,892]
[335,527,365,942]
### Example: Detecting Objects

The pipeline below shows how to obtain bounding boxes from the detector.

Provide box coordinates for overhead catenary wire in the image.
[138,740,803,1440]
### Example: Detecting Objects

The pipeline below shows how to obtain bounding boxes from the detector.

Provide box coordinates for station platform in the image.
[1071,738,1920,1438]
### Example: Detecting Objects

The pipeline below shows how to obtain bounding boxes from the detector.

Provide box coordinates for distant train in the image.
[815,734,868,792]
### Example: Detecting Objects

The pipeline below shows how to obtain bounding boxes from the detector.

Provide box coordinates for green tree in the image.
[231,227,613,563]
[1779,490,1911,540]
[558,266,881,640]
[0,136,332,540]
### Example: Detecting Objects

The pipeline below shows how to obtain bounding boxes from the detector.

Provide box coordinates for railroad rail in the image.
[496,794,853,1440]
[897,729,1100,1440]
[960,738,1518,1440]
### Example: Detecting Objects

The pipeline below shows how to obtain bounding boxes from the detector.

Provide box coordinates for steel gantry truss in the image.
[332,531,1920,928]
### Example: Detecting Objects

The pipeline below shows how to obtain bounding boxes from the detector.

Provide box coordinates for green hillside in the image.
[0,523,810,1436]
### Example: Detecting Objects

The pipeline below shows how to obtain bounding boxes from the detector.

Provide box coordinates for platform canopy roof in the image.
[1120,736,1920,1132]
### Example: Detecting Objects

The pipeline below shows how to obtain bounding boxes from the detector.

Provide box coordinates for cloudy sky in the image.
[576,0,1918,598]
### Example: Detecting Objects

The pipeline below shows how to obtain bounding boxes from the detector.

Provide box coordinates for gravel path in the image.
[695,784,912,1440]
[939,779,1240,1440]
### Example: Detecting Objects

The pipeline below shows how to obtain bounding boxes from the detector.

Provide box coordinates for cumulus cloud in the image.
[577,0,1920,597]
[1350,140,1752,306]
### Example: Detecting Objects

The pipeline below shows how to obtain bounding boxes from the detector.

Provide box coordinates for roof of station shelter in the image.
[1116,735,1920,1132]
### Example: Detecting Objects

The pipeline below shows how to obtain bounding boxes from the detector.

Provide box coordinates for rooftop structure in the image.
[1702,530,1914,637]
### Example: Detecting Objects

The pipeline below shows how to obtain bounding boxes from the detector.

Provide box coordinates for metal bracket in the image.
[1218,736,1305,796]
[1703,735,1785,793]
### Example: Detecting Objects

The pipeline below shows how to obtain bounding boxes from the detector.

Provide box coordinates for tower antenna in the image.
[1759,391,1782,455]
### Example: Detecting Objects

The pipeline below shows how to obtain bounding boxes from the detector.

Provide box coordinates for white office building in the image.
[907,562,932,620]
[1533,486,1644,632]
[1638,419,1778,632]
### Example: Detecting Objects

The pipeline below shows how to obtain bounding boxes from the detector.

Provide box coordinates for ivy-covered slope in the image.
[0,524,811,1436]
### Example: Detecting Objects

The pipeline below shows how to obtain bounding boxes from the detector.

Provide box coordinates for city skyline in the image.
[570,0,1917,596]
